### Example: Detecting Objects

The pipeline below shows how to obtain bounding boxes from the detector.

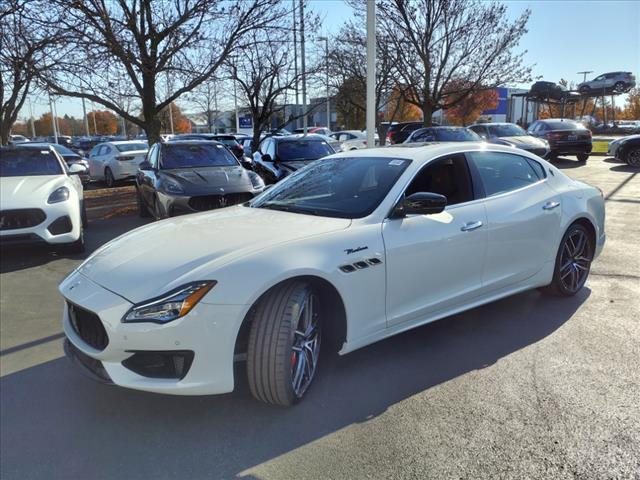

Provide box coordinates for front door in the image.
[383,154,488,327]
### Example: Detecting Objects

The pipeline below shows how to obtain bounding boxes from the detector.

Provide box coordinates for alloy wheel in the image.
[290,293,321,398]
[627,149,640,167]
[559,229,592,293]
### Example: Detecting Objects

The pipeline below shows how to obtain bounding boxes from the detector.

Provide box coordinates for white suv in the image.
[1,145,86,252]
[578,71,636,94]
[88,140,148,187]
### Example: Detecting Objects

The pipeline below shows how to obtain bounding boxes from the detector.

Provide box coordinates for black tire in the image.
[548,152,558,161]
[247,281,321,406]
[577,153,589,162]
[65,225,85,254]
[81,200,88,229]
[104,167,116,188]
[579,86,590,94]
[625,148,640,168]
[613,81,625,93]
[137,188,151,217]
[540,223,593,297]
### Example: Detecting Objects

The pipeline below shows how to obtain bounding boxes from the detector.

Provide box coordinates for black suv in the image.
[527,119,592,162]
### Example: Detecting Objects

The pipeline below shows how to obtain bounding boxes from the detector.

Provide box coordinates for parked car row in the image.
[608,135,640,167]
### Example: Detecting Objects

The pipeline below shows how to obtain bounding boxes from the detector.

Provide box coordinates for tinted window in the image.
[276,140,333,162]
[543,120,584,130]
[115,142,148,152]
[161,143,238,169]
[250,157,411,218]
[433,128,480,142]
[405,155,473,206]
[468,151,541,196]
[0,149,63,177]
[487,124,528,137]
[410,129,435,142]
[525,157,546,179]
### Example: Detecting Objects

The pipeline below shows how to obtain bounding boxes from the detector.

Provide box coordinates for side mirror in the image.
[261,153,273,162]
[139,160,153,171]
[68,163,87,175]
[392,192,447,217]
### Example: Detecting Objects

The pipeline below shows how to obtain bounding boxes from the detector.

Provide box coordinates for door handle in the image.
[461,220,483,232]
[543,201,560,210]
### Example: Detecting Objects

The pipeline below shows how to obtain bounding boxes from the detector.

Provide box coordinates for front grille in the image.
[188,192,253,211]
[122,351,195,380]
[68,302,109,351]
[0,209,46,230]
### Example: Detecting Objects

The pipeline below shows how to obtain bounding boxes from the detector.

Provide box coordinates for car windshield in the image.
[213,138,239,146]
[433,128,481,141]
[250,156,411,218]
[161,143,238,169]
[487,124,528,137]
[0,149,63,177]
[115,142,148,152]
[277,140,334,162]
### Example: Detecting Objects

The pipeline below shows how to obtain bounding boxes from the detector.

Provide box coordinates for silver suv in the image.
[578,72,636,94]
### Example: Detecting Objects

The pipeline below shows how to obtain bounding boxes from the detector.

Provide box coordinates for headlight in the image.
[123,281,216,324]
[248,171,265,190]
[162,180,184,194]
[48,186,70,204]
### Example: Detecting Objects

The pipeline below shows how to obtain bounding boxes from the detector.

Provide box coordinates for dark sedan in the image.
[468,123,550,158]
[404,126,481,143]
[615,135,640,168]
[172,133,246,161]
[135,141,265,220]
[252,134,335,184]
[16,142,90,185]
[527,119,592,162]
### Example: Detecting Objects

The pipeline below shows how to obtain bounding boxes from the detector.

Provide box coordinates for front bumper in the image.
[159,190,257,217]
[60,271,246,395]
[549,141,592,155]
[0,203,81,246]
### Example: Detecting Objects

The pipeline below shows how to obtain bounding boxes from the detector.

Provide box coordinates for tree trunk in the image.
[251,120,261,155]
[422,102,433,127]
[0,119,11,145]
[145,116,162,146]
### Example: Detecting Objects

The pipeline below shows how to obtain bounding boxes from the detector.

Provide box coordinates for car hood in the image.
[494,136,547,148]
[0,175,66,208]
[77,206,351,303]
[162,166,252,192]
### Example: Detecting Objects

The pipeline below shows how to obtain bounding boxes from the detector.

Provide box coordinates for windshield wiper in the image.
[255,203,324,216]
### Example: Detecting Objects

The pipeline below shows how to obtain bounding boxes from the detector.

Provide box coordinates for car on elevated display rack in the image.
[468,123,550,158]
[1,145,87,252]
[60,142,605,406]
[135,140,265,220]
[578,72,636,94]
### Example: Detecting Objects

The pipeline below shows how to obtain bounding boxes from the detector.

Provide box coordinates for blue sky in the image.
[29,0,640,119]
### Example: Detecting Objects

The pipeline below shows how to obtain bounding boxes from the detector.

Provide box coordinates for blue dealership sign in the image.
[239,116,253,128]
[482,87,509,115]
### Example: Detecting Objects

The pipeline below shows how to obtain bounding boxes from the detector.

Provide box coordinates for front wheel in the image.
[137,188,151,217]
[541,223,593,296]
[577,153,589,162]
[247,281,321,406]
[625,148,640,168]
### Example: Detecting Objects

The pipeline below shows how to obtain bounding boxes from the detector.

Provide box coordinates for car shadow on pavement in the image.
[552,157,584,169]
[0,287,589,479]
[609,165,637,173]
[0,215,150,274]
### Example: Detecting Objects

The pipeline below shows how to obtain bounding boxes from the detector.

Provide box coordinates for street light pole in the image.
[366,0,376,148]
[318,36,330,130]
[292,0,299,129]
[48,91,58,143]
[300,0,307,134]
[577,70,593,83]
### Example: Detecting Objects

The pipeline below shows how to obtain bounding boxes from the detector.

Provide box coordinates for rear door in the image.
[383,154,488,326]
[467,151,562,290]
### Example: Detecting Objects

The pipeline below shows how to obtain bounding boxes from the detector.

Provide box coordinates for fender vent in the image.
[339,257,383,273]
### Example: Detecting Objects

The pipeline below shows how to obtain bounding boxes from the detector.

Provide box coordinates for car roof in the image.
[109,140,149,145]
[274,134,329,142]
[164,139,222,145]
[470,122,518,127]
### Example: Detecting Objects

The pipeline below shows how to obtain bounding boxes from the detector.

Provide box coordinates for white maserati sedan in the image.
[1,145,87,252]
[59,143,605,405]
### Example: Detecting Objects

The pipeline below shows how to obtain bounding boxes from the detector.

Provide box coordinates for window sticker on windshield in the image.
[41,151,49,154]
[389,159,404,166]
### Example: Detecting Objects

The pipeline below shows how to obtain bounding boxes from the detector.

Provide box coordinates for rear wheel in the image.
[577,153,589,162]
[247,281,321,406]
[579,86,590,94]
[541,223,593,296]
[625,148,640,168]
[104,168,115,188]
[613,81,626,93]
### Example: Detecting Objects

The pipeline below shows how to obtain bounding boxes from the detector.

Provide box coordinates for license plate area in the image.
[567,135,577,141]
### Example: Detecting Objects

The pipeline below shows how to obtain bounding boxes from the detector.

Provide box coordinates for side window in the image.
[102,145,112,155]
[338,133,350,142]
[149,145,160,168]
[259,138,270,154]
[267,139,276,158]
[405,154,474,206]
[468,151,542,197]
[414,129,435,142]
[90,145,100,157]
[525,157,546,179]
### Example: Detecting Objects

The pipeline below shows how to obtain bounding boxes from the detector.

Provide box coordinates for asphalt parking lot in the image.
[1,155,638,480]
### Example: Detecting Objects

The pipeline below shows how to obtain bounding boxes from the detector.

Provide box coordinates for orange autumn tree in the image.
[159,102,192,134]
[621,88,640,120]
[445,88,498,126]
[385,86,422,122]
[87,110,118,135]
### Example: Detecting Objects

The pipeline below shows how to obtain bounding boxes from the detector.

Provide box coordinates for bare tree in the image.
[378,0,532,126]
[0,0,60,144]
[227,10,323,151]
[40,0,282,145]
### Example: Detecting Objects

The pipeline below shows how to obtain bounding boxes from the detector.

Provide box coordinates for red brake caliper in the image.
[291,351,297,369]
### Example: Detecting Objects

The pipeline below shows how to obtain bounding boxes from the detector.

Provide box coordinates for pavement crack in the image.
[590,272,640,280]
